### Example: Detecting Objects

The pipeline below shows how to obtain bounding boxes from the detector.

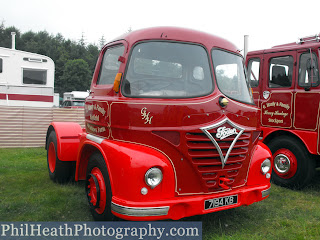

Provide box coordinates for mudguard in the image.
[76,134,176,202]
[247,141,273,186]
[46,122,83,161]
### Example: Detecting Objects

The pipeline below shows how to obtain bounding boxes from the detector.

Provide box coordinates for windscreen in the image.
[73,101,85,106]
[122,42,213,98]
[212,49,254,104]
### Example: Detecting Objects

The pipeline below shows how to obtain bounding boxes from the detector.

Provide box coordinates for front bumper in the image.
[111,184,270,221]
[111,203,170,217]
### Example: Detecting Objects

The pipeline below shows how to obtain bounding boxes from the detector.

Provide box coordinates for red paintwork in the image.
[115,143,271,221]
[113,185,270,221]
[246,37,320,156]
[261,126,318,155]
[48,27,272,220]
[246,142,272,185]
[46,122,83,161]
[48,142,56,173]
[87,167,107,214]
[76,135,176,201]
[0,93,53,102]
[79,134,270,220]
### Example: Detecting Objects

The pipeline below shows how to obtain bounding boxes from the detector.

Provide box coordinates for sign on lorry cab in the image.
[46,27,272,221]
[246,34,320,189]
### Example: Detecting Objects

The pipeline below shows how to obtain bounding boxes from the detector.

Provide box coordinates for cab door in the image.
[247,55,262,107]
[293,48,320,131]
[259,51,296,129]
[85,40,127,138]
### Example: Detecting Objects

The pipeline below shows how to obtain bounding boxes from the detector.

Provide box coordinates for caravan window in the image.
[0,58,2,73]
[23,68,47,85]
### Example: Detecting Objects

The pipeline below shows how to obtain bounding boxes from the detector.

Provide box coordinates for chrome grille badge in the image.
[200,118,245,168]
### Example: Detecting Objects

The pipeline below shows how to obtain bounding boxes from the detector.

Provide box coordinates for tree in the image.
[0,26,21,49]
[77,32,87,59]
[98,35,106,49]
[79,32,86,47]
[85,44,99,73]
[60,59,92,94]
[0,23,100,95]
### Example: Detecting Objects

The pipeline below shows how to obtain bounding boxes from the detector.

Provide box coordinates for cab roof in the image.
[248,39,320,56]
[108,26,240,55]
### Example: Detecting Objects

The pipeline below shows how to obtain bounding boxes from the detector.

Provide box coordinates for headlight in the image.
[261,158,271,175]
[145,167,163,189]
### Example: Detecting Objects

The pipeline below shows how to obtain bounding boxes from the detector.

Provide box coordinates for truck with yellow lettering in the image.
[246,34,320,189]
[46,27,272,221]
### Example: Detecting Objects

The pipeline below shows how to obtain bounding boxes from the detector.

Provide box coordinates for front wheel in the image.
[85,152,115,221]
[268,136,316,189]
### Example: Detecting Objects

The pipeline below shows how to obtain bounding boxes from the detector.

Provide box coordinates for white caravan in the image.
[0,34,55,107]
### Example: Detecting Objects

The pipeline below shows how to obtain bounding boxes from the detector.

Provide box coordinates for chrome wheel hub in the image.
[274,154,291,174]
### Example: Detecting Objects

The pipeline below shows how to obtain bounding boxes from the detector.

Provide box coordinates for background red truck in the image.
[46,27,272,221]
[246,34,320,189]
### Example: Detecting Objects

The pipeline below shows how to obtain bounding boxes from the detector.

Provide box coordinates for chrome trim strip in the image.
[86,134,104,144]
[111,202,169,217]
[262,187,271,198]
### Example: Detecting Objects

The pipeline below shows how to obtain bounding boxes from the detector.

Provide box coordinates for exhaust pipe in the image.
[244,35,249,59]
[11,32,16,50]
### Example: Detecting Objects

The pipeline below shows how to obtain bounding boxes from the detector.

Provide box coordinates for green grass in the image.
[0,148,91,221]
[0,148,320,239]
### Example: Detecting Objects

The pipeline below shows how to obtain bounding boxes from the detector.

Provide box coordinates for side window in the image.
[97,45,125,85]
[63,101,71,107]
[247,58,260,87]
[0,58,2,73]
[269,56,293,88]
[298,52,319,87]
[23,68,47,85]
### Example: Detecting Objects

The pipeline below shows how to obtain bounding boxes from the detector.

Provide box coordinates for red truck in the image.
[246,34,320,189]
[46,27,272,221]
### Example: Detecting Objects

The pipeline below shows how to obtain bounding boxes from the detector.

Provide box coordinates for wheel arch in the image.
[263,130,310,154]
[266,131,316,189]
[45,122,83,161]
[76,142,112,184]
[78,138,176,202]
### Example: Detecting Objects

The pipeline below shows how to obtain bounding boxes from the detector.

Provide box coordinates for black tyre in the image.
[268,136,316,189]
[85,152,114,221]
[46,131,73,183]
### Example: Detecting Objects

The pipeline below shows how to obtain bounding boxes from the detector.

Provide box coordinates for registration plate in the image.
[204,195,238,210]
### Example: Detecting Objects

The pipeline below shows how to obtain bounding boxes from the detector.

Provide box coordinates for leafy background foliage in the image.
[0,22,104,96]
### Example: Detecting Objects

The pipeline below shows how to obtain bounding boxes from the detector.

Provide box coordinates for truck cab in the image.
[246,34,320,189]
[46,27,272,221]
